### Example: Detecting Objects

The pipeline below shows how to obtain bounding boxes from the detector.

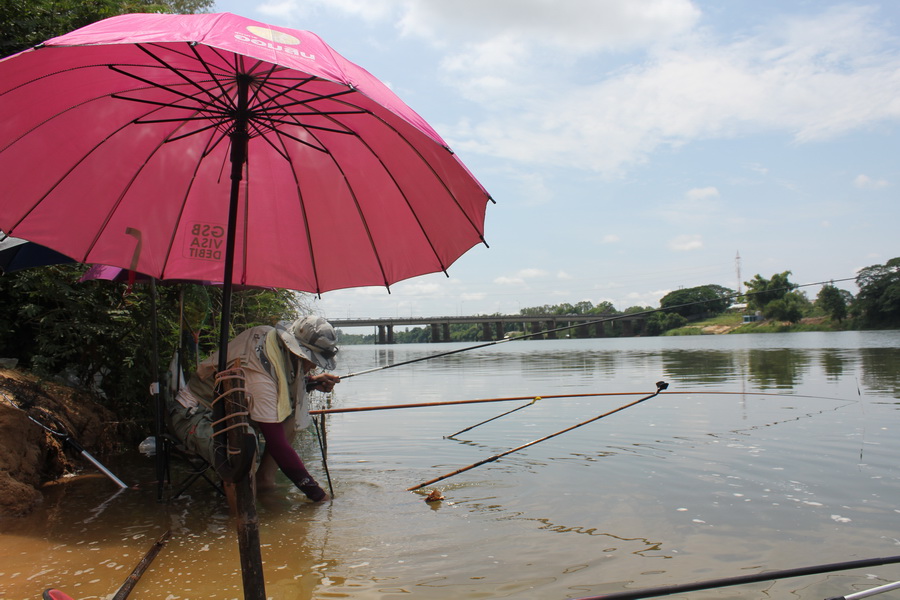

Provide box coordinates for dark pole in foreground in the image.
[111,530,172,600]
[575,554,900,600]
[213,73,265,600]
[408,382,668,491]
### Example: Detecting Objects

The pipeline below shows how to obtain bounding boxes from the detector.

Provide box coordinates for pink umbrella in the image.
[0,12,492,599]
[0,12,490,293]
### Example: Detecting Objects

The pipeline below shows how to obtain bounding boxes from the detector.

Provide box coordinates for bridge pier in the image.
[546,319,557,339]
[442,323,450,342]
[430,323,440,343]
[376,324,395,344]
[495,321,503,340]
[530,321,543,339]
[482,322,492,341]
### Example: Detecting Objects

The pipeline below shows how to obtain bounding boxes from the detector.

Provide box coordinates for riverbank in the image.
[664,313,847,336]
[0,368,119,516]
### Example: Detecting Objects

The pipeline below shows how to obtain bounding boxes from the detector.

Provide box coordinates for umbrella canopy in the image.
[0,12,491,293]
[0,235,75,273]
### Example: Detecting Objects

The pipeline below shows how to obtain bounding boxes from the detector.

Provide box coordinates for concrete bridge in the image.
[328,313,647,344]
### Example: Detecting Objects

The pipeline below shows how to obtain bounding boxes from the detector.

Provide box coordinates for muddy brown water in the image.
[2,331,899,600]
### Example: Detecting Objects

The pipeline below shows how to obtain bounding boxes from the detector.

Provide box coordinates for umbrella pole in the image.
[150,278,166,503]
[213,75,266,600]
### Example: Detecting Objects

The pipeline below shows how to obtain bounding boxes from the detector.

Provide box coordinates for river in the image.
[1,330,899,600]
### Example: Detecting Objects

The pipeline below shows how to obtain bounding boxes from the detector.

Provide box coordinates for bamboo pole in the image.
[309,390,851,416]
[111,530,171,600]
[407,382,668,491]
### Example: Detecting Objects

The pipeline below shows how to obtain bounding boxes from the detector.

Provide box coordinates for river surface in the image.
[2,331,899,600]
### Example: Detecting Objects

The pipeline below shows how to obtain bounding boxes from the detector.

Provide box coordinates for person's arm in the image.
[305,372,340,393]
[257,421,327,501]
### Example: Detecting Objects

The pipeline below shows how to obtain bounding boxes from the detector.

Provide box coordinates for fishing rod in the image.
[0,389,128,488]
[308,389,853,416]
[573,554,900,600]
[407,381,668,491]
[444,397,540,438]
[339,276,858,380]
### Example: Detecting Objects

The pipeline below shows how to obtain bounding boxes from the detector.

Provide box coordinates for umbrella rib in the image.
[267,129,326,293]
[273,125,394,290]
[108,66,230,117]
[287,98,486,275]
[152,123,225,281]
[135,44,239,112]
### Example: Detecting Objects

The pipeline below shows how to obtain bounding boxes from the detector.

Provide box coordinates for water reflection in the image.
[859,347,900,396]
[819,349,847,381]
[661,350,737,384]
[746,348,813,389]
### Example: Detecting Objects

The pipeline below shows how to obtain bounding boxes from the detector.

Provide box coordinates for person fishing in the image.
[170,316,340,502]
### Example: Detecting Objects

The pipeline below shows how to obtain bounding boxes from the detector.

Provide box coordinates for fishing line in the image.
[406,381,668,491]
[339,276,858,380]
[444,397,540,439]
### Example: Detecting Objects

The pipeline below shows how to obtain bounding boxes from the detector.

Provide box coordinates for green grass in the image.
[663,312,846,335]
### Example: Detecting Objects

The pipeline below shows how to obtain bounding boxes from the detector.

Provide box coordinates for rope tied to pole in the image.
[211,365,257,484]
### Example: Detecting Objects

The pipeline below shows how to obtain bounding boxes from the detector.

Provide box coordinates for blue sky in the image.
[213,0,900,321]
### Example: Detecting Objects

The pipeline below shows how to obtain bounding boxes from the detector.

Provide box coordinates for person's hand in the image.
[310,373,340,392]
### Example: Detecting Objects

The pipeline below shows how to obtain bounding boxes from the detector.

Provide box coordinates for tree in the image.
[659,284,734,318]
[1,0,215,58]
[744,271,797,312]
[644,311,687,335]
[763,291,808,323]
[816,284,849,322]
[854,257,900,327]
[0,264,299,436]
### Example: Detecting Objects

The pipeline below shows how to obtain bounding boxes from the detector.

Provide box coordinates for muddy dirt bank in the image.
[0,368,121,516]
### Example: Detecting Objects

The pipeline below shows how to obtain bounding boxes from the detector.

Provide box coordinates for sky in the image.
[213,0,900,323]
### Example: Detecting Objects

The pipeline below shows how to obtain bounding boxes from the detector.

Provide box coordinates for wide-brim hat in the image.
[278,316,338,370]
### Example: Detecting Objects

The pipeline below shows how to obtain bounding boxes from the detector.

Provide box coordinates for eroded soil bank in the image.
[0,368,120,516]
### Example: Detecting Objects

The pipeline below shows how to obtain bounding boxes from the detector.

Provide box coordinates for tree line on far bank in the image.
[338,257,900,344]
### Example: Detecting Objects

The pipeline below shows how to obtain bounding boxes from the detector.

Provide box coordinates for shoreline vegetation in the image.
[662,313,846,336]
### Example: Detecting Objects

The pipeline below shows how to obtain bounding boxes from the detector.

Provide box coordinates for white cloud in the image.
[557,271,573,280]
[446,5,900,175]
[686,186,719,200]
[494,275,524,285]
[854,174,889,189]
[602,234,621,244]
[669,234,703,251]
[398,0,700,50]
[518,268,548,278]
[493,268,549,286]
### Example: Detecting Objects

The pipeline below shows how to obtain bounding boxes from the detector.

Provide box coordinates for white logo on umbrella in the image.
[245,26,300,46]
